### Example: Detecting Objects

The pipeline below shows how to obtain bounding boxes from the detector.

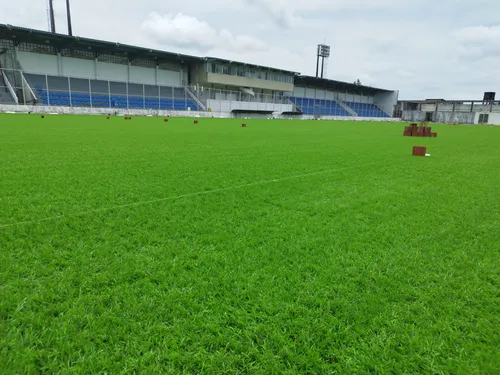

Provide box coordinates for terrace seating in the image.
[288,97,351,116]
[32,86,198,110]
[344,102,389,118]
[25,73,198,111]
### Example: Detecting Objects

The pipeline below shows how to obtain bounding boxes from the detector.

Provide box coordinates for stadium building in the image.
[0,24,398,119]
[396,96,500,125]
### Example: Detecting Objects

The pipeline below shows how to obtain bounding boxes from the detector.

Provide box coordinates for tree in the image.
[354,79,362,86]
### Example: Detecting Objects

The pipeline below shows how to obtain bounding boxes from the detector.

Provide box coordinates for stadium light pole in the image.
[66,0,73,36]
[315,53,320,78]
[48,0,56,33]
[316,44,330,79]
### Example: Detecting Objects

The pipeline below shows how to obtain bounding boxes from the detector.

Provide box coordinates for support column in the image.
[57,52,63,76]
[45,75,50,105]
[68,77,72,106]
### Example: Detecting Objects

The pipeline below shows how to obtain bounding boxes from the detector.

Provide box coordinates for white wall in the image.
[158,70,182,86]
[305,88,316,98]
[17,52,58,75]
[292,87,305,97]
[475,112,500,125]
[374,91,398,116]
[17,51,183,86]
[61,57,94,78]
[97,61,128,82]
[0,103,403,121]
[207,99,293,113]
[130,66,155,85]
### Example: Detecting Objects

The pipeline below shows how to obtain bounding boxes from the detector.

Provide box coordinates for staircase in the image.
[0,71,17,104]
[337,99,357,116]
[0,50,37,104]
[186,87,206,111]
[376,104,391,117]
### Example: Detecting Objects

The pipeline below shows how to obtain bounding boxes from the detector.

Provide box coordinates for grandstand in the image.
[0,24,398,119]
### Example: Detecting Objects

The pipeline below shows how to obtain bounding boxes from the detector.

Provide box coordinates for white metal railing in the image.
[1,69,19,104]
[21,72,37,102]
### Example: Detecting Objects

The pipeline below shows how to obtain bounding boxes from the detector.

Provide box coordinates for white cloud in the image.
[453,25,500,44]
[141,12,266,53]
[452,25,500,58]
[243,0,300,28]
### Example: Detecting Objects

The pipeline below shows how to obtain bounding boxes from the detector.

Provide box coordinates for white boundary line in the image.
[1,162,379,228]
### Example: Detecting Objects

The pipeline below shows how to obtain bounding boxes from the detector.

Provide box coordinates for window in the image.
[478,113,489,124]
[230,66,237,76]
[18,42,56,55]
[97,54,129,65]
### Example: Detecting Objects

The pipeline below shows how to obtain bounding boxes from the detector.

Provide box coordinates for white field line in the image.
[1,161,379,228]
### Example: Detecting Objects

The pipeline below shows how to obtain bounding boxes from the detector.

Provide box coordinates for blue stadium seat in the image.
[344,102,389,118]
[33,87,198,111]
[288,97,351,116]
[287,96,390,118]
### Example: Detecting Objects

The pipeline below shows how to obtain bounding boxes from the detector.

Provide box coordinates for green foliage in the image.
[1,114,499,374]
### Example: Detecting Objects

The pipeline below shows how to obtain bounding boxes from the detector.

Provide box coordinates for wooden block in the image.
[106,116,110,120]
[242,123,246,127]
[412,146,427,156]
[194,120,198,124]
[164,118,168,122]
[431,132,437,137]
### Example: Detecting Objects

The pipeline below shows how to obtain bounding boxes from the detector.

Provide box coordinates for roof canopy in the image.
[294,75,392,95]
[204,56,298,75]
[0,24,201,64]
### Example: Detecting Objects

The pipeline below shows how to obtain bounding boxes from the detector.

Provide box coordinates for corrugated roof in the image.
[294,75,392,94]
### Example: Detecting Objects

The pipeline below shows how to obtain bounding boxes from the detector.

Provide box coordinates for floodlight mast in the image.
[48,0,56,33]
[315,44,330,79]
[66,0,73,36]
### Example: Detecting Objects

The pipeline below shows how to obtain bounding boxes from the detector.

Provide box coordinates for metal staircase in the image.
[0,71,17,104]
[336,99,357,116]
[185,87,206,111]
[0,50,37,104]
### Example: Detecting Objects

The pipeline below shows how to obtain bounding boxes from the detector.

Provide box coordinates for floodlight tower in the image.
[47,0,56,33]
[315,44,330,79]
[66,0,73,36]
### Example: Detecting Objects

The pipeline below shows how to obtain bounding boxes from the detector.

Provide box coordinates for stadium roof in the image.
[294,75,392,95]
[203,57,299,75]
[0,24,201,64]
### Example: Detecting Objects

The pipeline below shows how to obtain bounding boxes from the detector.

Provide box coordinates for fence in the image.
[193,86,291,105]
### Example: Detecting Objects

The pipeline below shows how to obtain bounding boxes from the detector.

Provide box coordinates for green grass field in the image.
[1,114,499,374]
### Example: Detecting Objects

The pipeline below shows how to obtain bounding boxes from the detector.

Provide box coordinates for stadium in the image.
[0,24,399,119]
[1,4,499,375]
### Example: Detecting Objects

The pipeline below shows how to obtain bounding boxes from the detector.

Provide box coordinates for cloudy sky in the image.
[3,0,500,98]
